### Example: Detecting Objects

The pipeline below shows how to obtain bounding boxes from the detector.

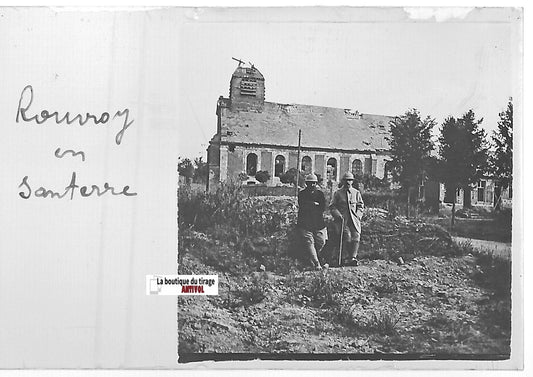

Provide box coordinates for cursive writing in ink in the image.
[16,85,134,145]
[55,147,86,162]
[18,172,137,200]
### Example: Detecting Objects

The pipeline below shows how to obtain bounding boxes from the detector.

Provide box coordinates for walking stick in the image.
[338,217,344,267]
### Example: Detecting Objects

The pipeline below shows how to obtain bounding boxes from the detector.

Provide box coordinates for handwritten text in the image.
[16,85,134,145]
[18,172,137,199]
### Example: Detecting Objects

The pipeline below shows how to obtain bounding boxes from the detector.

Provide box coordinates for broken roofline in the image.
[219,97,396,119]
[213,140,391,155]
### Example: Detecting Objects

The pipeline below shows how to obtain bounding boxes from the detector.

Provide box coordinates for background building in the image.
[207,64,394,191]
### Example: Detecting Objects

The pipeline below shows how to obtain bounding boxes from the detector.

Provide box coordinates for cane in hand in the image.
[338,217,344,267]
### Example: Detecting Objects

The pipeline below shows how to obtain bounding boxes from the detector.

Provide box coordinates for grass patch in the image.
[473,253,512,298]
[297,271,346,308]
[334,302,401,335]
[235,273,271,306]
[423,209,512,243]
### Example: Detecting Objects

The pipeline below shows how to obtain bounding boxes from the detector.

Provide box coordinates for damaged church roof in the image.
[217,98,393,152]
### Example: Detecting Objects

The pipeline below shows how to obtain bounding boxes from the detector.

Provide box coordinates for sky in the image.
[177,8,519,159]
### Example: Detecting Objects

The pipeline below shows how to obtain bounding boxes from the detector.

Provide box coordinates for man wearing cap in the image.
[297,173,327,270]
[329,171,364,266]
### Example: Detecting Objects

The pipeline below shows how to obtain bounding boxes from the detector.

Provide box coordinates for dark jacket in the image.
[297,187,326,231]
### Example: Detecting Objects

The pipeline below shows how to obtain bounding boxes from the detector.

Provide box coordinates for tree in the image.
[193,157,209,184]
[490,100,513,210]
[178,157,194,183]
[438,110,489,227]
[389,109,435,217]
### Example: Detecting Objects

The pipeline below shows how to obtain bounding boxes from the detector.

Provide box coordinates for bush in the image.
[235,273,271,306]
[333,301,400,335]
[370,306,401,335]
[298,271,346,308]
[280,168,306,187]
[355,173,390,191]
[361,190,403,211]
[473,253,511,298]
[255,170,270,184]
[178,182,297,237]
[360,218,454,261]
[454,239,475,255]
[178,180,246,230]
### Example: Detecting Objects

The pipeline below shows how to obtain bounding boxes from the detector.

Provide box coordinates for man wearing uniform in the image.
[297,173,327,270]
[329,172,364,266]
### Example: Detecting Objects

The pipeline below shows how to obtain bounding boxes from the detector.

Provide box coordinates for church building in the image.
[207,63,394,192]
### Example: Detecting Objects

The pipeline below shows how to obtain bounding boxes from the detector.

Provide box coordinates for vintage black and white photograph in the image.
[177,7,522,366]
[0,5,526,373]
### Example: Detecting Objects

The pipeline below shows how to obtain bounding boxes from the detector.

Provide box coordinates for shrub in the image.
[236,273,271,306]
[361,190,399,209]
[473,253,511,298]
[178,182,297,237]
[334,303,360,328]
[178,180,246,230]
[454,239,475,255]
[179,228,301,276]
[299,271,346,308]
[280,168,306,187]
[332,301,401,335]
[355,173,390,191]
[369,306,401,335]
[255,170,270,183]
[359,218,454,260]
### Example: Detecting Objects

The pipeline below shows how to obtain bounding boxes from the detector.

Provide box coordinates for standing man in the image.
[297,173,327,270]
[329,172,364,266]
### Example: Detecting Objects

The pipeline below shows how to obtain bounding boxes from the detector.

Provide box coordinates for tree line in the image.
[389,99,513,225]
[178,156,208,184]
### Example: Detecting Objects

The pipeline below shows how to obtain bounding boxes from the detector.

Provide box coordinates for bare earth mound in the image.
[178,196,511,360]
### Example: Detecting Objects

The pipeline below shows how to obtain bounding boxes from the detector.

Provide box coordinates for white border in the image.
[0,1,529,375]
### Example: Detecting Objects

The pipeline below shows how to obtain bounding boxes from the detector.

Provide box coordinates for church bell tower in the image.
[228,59,265,112]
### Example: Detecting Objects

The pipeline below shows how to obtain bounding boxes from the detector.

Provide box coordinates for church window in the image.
[301,156,312,174]
[246,153,258,176]
[274,155,285,177]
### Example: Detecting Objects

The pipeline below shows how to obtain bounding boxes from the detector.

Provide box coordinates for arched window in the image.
[352,159,363,176]
[384,161,393,181]
[327,157,337,181]
[301,156,312,175]
[274,155,285,177]
[246,153,257,176]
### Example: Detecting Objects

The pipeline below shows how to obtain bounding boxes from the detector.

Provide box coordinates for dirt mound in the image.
[178,255,511,357]
[319,215,455,266]
[178,198,510,359]
[179,202,457,277]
